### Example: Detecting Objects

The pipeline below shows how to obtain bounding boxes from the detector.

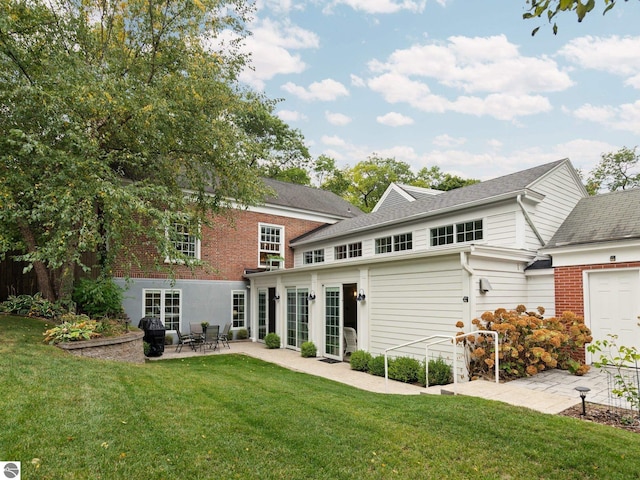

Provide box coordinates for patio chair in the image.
[218,322,232,349]
[175,329,196,353]
[343,327,357,356]
[202,325,220,351]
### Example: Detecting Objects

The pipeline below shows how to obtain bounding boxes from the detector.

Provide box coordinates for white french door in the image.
[286,287,309,350]
[324,286,342,360]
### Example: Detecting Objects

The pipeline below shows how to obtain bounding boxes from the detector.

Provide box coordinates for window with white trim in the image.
[375,233,413,254]
[375,236,392,254]
[303,249,325,265]
[166,222,200,262]
[232,290,246,329]
[143,289,181,331]
[431,220,483,246]
[259,224,283,267]
[335,242,362,260]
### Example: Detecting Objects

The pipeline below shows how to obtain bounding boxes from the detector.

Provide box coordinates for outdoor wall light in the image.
[273,294,280,301]
[308,291,316,301]
[356,289,366,302]
[575,386,591,416]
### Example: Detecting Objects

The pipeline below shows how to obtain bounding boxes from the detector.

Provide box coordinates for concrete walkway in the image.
[152,340,622,415]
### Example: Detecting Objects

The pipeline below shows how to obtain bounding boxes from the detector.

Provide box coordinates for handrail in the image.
[383,330,499,394]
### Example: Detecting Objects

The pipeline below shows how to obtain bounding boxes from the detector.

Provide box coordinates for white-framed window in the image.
[303,249,325,265]
[334,244,347,260]
[232,290,246,329]
[143,289,181,331]
[430,220,483,247]
[166,222,200,262]
[348,242,362,258]
[375,233,413,254]
[394,233,413,251]
[375,236,392,254]
[259,223,283,267]
[335,242,362,260]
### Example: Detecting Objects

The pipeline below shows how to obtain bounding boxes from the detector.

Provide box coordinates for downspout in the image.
[460,250,475,382]
[517,194,545,246]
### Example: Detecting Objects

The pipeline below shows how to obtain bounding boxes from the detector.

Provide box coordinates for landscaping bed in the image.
[559,403,640,433]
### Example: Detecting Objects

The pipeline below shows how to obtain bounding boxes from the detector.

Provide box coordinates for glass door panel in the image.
[258,289,267,341]
[325,287,341,358]
[286,288,309,349]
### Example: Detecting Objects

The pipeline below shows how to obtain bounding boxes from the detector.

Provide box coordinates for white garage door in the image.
[586,269,640,359]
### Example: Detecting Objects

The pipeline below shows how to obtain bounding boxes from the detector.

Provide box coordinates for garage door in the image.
[586,269,640,360]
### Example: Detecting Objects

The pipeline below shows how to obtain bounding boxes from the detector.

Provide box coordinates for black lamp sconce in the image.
[273,293,280,301]
[308,291,316,301]
[356,289,366,302]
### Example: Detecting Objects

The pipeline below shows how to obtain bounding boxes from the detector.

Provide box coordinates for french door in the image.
[286,288,309,350]
[257,289,267,341]
[324,286,342,359]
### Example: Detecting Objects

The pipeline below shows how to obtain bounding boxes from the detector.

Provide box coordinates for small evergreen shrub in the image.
[72,277,124,318]
[368,355,386,377]
[236,328,248,340]
[264,332,281,349]
[388,356,421,383]
[300,341,317,358]
[350,350,372,371]
[418,357,454,386]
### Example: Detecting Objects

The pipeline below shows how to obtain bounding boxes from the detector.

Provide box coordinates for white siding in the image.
[528,163,585,245]
[526,271,555,317]
[368,257,463,360]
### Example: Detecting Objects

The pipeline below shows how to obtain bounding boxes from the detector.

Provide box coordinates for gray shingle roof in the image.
[291,159,570,246]
[545,188,640,248]
[262,178,362,219]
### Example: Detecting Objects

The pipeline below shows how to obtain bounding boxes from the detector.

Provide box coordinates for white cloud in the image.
[558,35,640,82]
[323,0,427,15]
[277,110,307,122]
[282,79,349,101]
[325,111,352,125]
[366,34,571,120]
[370,35,573,95]
[350,74,366,87]
[572,101,640,134]
[433,134,466,147]
[487,139,503,149]
[376,112,414,126]
[321,135,348,147]
[236,18,319,89]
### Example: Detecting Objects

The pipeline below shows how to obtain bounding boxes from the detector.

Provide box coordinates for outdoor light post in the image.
[575,386,591,416]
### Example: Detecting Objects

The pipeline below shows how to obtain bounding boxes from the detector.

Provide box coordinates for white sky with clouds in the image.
[237,0,640,181]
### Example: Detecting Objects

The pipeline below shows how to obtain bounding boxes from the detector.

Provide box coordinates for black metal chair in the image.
[202,325,220,351]
[218,322,232,349]
[175,329,196,352]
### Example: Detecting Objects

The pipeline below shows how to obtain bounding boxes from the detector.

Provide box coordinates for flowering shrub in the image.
[458,305,592,380]
[43,314,101,344]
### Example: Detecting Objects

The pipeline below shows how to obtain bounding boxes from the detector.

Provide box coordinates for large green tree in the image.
[0,0,308,301]
[587,146,640,192]
[525,0,634,35]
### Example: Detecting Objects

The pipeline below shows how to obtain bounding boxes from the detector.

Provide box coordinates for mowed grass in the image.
[1,315,639,480]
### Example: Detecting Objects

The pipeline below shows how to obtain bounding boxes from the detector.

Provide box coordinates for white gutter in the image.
[460,250,476,334]
[517,194,545,246]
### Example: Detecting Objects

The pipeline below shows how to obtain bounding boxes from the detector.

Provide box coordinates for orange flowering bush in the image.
[459,305,591,380]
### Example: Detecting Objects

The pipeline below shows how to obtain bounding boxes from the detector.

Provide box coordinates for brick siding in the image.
[112,210,325,281]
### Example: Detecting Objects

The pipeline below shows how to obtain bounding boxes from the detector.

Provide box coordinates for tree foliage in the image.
[587,146,640,192]
[524,0,633,36]
[0,0,308,300]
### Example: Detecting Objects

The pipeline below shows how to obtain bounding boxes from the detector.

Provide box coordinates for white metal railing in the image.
[383,330,499,394]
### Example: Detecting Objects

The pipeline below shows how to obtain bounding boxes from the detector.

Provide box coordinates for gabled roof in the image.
[372,183,443,213]
[291,159,572,247]
[262,178,363,219]
[544,188,640,249]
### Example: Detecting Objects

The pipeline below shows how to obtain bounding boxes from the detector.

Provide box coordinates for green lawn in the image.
[1,315,639,480]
